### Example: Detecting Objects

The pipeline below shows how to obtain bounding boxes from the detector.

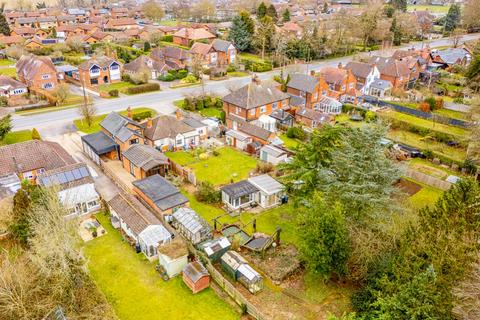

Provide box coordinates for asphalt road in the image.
[11,33,480,137]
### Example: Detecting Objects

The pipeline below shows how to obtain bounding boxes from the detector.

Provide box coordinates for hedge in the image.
[161,35,173,42]
[241,59,273,72]
[125,83,160,94]
[108,89,119,97]
[132,110,153,121]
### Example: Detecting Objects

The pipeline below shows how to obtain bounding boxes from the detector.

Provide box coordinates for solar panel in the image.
[71,168,82,179]
[79,166,89,177]
[57,172,68,184]
[64,171,74,182]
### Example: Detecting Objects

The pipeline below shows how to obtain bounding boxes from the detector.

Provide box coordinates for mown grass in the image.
[98,81,136,94]
[73,107,156,134]
[174,100,222,118]
[0,130,32,146]
[83,214,238,320]
[0,67,17,77]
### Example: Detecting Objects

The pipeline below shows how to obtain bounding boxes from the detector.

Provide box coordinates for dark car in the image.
[395,143,426,158]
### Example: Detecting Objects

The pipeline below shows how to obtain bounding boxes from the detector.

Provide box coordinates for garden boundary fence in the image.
[405,169,452,191]
[169,160,197,186]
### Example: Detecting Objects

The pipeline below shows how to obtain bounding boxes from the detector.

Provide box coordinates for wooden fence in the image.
[169,160,197,186]
[405,169,452,191]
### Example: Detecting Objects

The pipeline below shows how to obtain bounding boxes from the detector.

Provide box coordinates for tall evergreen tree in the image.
[445,4,461,32]
[0,114,12,140]
[282,8,290,22]
[240,10,255,35]
[391,0,407,12]
[266,4,278,22]
[228,13,253,52]
[390,17,402,46]
[0,4,10,36]
[257,2,267,19]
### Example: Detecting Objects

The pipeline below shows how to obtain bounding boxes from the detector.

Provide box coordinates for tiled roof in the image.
[318,67,348,85]
[124,55,172,74]
[222,80,290,110]
[173,27,215,40]
[345,61,374,79]
[211,39,233,52]
[16,54,56,82]
[0,140,76,176]
[287,73,318,93]
[0,75,27,90]
[143,115,195,141]
[296,107,333,123]
[123,144,168,171]
[133,175,188,211]
[78,56,119,71]
[368,56,410,78]
[189,42,212,55]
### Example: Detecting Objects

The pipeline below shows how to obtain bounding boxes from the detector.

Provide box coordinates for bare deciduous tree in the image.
[453,254,480,320]
[78,102,97,128]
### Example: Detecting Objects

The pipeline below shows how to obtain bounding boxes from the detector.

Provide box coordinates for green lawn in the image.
[279,134,300,150]
[406,178,443,210]
[186,192,299,245]
[73,107,156,134]
[83,214,238,320]
[227,71,250,78]
[159,19,181,26]
[387,129,466,162]
[173,100,222,118]
[98,81,136,94]
[0,59,14,67]
[160,41,190,50]
[408,158,463,179]
[382,111,469,137]
[0,67,17,77]
[407,5,449,13]
[434,108,469,121]
[166,147,258,186]
[0,130,32,146]
[59,94,91,107]
[238,53,268,64]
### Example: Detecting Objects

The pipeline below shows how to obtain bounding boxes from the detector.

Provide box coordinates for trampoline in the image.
[221,225,251,246]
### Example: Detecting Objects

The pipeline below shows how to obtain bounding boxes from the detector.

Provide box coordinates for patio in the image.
[79,217,106,242]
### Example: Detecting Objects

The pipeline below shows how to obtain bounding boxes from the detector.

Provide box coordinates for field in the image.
[166,147,258,186]
[0,130,32,146]
[83,214,238,320]
[73,107,155,134]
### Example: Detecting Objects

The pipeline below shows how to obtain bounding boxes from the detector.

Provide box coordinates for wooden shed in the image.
[199,237,231,262]
[182,261,210,294]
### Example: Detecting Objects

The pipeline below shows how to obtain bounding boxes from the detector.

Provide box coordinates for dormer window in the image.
[110,64,119,70]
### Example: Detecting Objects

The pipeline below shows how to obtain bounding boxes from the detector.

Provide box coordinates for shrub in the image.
[122,74,131,82]
[0,96,8,107]
[196,99,205,110]
[65,55,83,66]
[158,73,175,81]
[194,181,220,204]
[424,97,436,110]
[435,98,444,110]
[365,111,377,122]
[220,110,226,124]
[227,64,236,72]
[132,110,153,121]
[212,149,220,156]
[286,126,306,140]
[181,74,198,84]
[31,128,41,140]
[177,69,188,79]
[125,83,160,94]
[108,89,119,97]
[418,102,431,112]
[256,161,274,173]
[161,35,173,42]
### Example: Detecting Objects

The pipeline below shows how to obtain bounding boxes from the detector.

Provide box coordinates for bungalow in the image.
[221,250,263,294]
[105,18,138,30]
[124,55,172,80]
[172,207,212,245]
[110,7,129,19]
[183,261,210,294]
[37,163,100,217]
[57,15,77,25]
[223,78,290,129]
[431,47,472,68]
[132,174,189,217]
[173,27,216,47]
[345,61,380,94]
[78,56,122,87]
[0,76,28,101]
[158,237,189,278]
[16,54,59,91]
[143,115,204,151]
[0,140,76,184]
[109,192,172,259]
[37,16,57,29]
[259,144,289,165]
[122,144,169,179]
[295,107,334,129]
[82,31,114,44]
[221,174,285,211]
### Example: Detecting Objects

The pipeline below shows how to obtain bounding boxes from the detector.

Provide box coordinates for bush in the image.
[161,35,173,42]
[65,55,83,66]
[0,96,8,107]
[194,181,221,204]
[365,111,377,122]
[181,74,198,84]
[424,97,436,110]
[132,110,153,121]
[286,126,306,140]
[196,99,205,110]
[212,149,220,156]
[419,102,431,112]
[108,89,119,97]
[122,74,131,82]
[158,73,175,81]
[227,64,236,72]
[31,128,41,140]
[256,161,274,173]
[125,83,160,94]
[177,69,188,79]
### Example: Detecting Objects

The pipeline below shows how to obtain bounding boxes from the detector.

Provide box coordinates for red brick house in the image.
[78,56,122,87]
[369,56,411,89]
[318,66,358,103]
[295,107,334,129]
[150,47,190,70]
[16,54,59,91]
[189,39,237,67]
[172,27,216,47]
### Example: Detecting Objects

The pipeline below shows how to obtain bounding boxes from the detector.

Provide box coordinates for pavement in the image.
[11,33,480,138]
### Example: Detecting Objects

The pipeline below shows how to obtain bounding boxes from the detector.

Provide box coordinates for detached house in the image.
[318,66,357,103]
[173,27,216,47]
[78,56,122,87]
[150,47,190,70]
[189,39,237,67]
[124,55,172,80]
[345,61,380,94]
[16,54,59,91]
[223,78,290,131]
[369,56,411,89]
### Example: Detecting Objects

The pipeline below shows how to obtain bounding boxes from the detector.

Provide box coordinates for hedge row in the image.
[125,83,160,94]
[132,110,153,121]
[241,59,272,72]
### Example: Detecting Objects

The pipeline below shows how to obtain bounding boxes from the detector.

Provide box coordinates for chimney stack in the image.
[147,119,153,128]
[310,70,315,76]
[338,62,343,69]
[176,109,182,120]
[127,106,132,119]
[251,74,260,85]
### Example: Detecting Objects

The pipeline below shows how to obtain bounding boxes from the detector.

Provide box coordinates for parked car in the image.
[394,143,426,158]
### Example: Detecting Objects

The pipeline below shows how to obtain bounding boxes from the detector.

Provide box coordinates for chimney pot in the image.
[176,109,182,120]
[338,62,343,69]
[310,70,315,76]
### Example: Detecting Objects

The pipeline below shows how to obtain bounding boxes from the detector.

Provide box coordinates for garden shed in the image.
[200,237,231,262]
[182,261,210,294]
[158,237,189,278]
[220,250,263,294]
[248,174,285,209]
[172,207,212,245]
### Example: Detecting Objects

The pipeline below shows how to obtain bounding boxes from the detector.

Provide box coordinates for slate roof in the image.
[99,112,142,137]
[211,39,233,52]
[222,80,290,110]
[78,56,119,71]
[432,48,470,65]
[345,61,374,79]
[221,179,258,198]
[133,175,188,211]
[287,73,318,93]
[123,144,168,171]
[0,75,27,90]
[81,131,118,154]
[183,261,209,283]
[370,79,392,90]
[150,47,190,62]
[287,94,306,107]
[296,107,333,123]
[143,116,195,141]
[0,140,76,176]
[108,192,162,236]
[182,117,205,129]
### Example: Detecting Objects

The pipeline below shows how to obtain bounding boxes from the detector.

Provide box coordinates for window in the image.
[23,171,34,179]
[272,102,277,110]
[313,92,318,100]
[349,83,354,89]
[176,139,182,145]
[43,83,53,89]
[322,90,327,95]
[41,74,50,79]
[341,85,346,91]
[300,91,306,98]
[249,109,255,116]
[129,138,139,145]
[87,200,98,208]
[37,168,45,174]
[260,106,266,113]
[235,107,240,114]
[103,67,107,71]
[198,129,203,134]
[130,162,135,175]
